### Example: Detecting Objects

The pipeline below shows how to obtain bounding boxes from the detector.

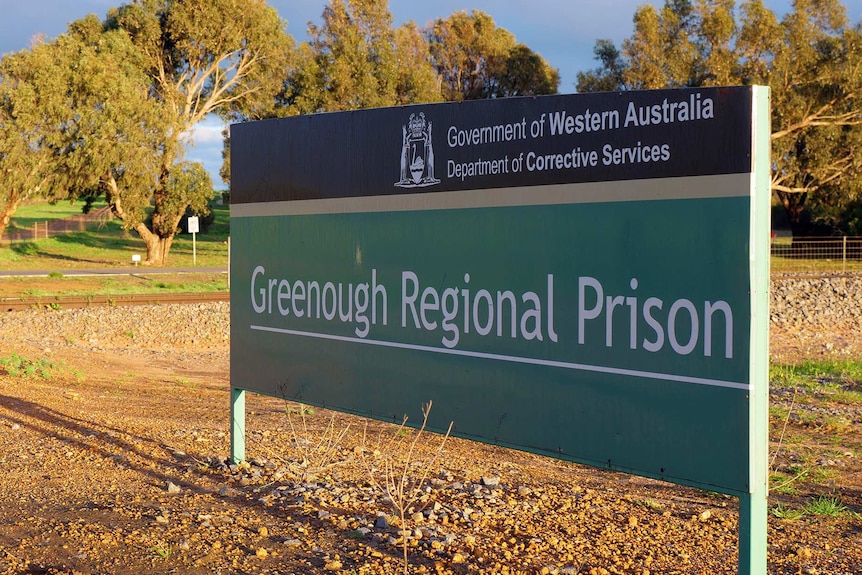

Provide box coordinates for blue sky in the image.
[3,1,862,189]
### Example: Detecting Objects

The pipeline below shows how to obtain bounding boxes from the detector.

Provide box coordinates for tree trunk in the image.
[0,188,23,240]
[104,175,181,266]
[776,189,811,237]
[135,222,175,266]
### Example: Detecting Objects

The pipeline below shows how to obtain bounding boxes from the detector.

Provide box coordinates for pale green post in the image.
[230,387,246,463]
[739,85,771,575]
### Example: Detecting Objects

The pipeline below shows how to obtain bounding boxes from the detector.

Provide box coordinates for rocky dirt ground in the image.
[0,275,860,575]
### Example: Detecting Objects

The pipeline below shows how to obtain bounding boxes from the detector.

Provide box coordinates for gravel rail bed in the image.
[1,275,859,361]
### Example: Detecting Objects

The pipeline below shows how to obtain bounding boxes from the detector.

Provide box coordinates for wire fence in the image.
[2,213,859,276]
[0,207,112,244]
[771,235,862,273]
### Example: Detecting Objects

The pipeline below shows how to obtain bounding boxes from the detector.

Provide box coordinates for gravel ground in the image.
[0,275,859,575]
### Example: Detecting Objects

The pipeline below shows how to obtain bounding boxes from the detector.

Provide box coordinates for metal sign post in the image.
[187,216,199,266]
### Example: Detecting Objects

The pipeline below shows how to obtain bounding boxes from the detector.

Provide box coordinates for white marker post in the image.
[187,216,200,266]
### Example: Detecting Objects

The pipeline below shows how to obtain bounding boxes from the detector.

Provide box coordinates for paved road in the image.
[0,266,227,277]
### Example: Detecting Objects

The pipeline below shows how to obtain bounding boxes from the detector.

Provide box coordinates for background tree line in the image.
[0,0,558,265]
[578,0,862,237]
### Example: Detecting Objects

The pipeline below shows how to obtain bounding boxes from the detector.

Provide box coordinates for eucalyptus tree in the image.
[283,0,441,115]
[576,0,862,235]
[426,10,559,101]
[96,0,293,264]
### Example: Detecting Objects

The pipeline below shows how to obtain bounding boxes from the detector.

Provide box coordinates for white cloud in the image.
[185,118,226,147]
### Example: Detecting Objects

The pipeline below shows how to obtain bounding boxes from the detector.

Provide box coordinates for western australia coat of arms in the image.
[395,112,440,188]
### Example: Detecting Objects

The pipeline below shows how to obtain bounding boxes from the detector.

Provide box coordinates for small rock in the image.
[255,548,268,558]
[481,475,501,487]
[699,510,712,522]
[375,516,389,529]
[324,560,343,570]
[9,423,20,431]
[166,481,181,494]
[284,539,302,547]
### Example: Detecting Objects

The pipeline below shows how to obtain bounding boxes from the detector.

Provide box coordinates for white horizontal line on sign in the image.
[249,324,750,391]
[232,173,751,218]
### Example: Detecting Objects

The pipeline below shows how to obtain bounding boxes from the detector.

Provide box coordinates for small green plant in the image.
[48,271,63,279]
[48,302,61,311]
[808,466,838,486]
[771,504,805,520]
[149,543,172,560]
[0,354,55,379]
[769,472,802,495]
[286,403,315,415]
[802,496,848,517]
[634,498,664,511]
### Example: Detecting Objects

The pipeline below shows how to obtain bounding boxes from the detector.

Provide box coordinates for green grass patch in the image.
[802,496,848,517]
[1,202,229,270]
[770,360,862,401]
[771,497,852,520]
[0,273,228,297]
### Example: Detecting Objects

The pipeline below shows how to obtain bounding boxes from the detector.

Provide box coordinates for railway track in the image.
[1,292,229,312]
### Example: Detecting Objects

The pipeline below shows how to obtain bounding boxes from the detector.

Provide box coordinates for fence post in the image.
[842,236,847,273]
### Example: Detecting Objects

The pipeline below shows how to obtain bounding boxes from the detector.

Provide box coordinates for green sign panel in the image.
[230,87,770,570]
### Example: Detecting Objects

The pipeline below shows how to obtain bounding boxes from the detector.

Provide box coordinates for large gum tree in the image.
[97,0,293,265]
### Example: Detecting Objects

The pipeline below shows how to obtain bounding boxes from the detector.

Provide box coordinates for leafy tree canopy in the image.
[427,9,560,100]
[577,0,862,235]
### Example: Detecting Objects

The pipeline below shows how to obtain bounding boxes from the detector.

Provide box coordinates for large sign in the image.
[230,87,769,501]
